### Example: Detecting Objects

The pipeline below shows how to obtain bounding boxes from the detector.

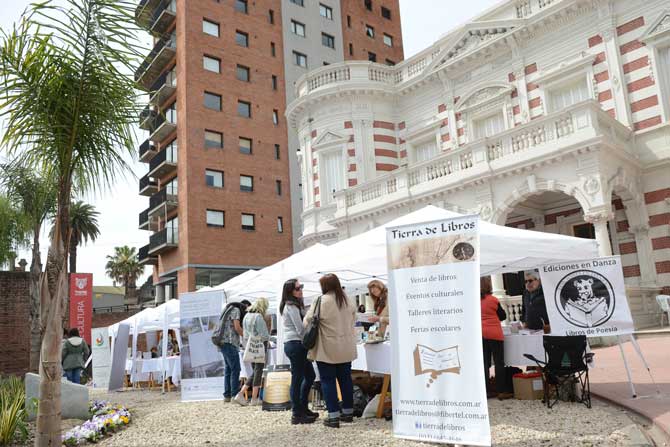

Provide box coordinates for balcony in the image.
[138,139,158,163]
[332,100,633,221]
[138,208,159,231]
[139,173,158,196]
[138,244,158,265]
[148,227,178,255]
[149,70,177,107]
[139,105,158,130]
[148,144,177,178]
[135,33,176,90]
[148,110,177,143]
[148,188,178,218]
[136,0,175,33]
[293,61,397,100]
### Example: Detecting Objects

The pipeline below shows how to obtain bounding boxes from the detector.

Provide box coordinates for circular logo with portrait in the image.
[554,270,615,328]
[452,242,475,261]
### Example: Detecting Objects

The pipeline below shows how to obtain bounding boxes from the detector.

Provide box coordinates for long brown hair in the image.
[320,274,347,309]
[367,279,387,315]
[480,276,492,299]
[280,278,304,315]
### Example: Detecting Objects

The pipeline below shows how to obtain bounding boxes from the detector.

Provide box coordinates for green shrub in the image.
[0,375,28,445]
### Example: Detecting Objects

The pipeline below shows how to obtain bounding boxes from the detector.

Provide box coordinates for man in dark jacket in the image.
[520,270,549,330]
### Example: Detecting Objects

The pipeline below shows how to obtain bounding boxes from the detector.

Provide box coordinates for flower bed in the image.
[62,401,131,446]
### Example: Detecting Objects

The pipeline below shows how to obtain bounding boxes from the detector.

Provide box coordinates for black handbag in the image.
[302,296,322,350]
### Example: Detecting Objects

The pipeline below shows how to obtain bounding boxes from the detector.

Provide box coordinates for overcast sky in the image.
[3,0,500,286]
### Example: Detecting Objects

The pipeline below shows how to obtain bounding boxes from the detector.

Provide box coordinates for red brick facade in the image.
[0,272,30,376]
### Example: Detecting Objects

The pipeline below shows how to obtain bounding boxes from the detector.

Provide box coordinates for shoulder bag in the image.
[302,296,322,350]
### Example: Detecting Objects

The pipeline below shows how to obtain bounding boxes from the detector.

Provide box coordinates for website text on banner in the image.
[70,273,93,344]
[91,327,111,389]
[539,255,633,337]
[386,216,490,446]
[180,291,226,402]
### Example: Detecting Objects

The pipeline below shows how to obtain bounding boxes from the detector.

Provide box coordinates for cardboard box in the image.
[513,373,544,400]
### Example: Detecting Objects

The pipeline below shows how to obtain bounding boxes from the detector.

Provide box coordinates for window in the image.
[235,0,247,14]
[291,20,306,37]
[276,180,282,195]
[236,65,250,82]
[274,144,280,159]
[550,78,589,112]
[321,150,345,204]
[268,9,274,24]
[414,140,438,163]
[166,176,178,195]
[236,30,249,47]
[203,19,219,37]
[349,43,353,56]
[206,210,224,227]
[322,33,335,49]
[364,0,372,11]
[203,55,220,73]
[289,0,304,5]
[365,25,375,38]
[474,112,506,139]
[205,169,223,188]
[347,15,351,28]
[385,59,396,66]
[368,52,377,62]
[164,139,178,163]
[239,137,253,154]
[166,216,179,243]
[273,109,279,125]
[383,33,393,47]
[320,4,333,19]
[237,100,251,118]
[204,91,222,111]
[277,217,284,233]
[240,175,253,192]
[381,6,391,19]
[205,130,223,148]
[293,51,307,68]
[271,42,276,57]
[241,213,255,231]
[272,75,278,90]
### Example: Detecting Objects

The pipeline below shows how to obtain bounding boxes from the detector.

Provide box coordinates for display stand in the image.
[616,334,661,398]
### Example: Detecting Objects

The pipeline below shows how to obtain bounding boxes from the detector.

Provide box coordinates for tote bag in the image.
[242,314,266,364]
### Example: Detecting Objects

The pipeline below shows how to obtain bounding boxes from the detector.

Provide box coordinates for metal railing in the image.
[149,187,177,210]
[148,143,177,173]
[149,227,178,250]
[139,174,157,192]
[134,33,176,82]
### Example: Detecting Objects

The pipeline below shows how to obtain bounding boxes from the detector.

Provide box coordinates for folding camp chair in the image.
[524,335,593,409]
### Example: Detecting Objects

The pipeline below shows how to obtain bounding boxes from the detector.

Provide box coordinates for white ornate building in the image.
[287,0,670,324]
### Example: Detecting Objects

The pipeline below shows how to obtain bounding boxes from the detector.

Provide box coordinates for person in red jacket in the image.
[480,276,513,399]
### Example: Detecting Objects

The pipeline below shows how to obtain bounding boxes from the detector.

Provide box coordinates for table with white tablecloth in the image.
[125,356,182,385]
[351,342,392,374]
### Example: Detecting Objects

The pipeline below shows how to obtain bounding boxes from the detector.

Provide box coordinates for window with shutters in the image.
[241,213,255,231]
[240,175,253,192]
[207,210,224,227]
[203,19,219,37]
[203,55,220,73]
[239,137,253,154]
[205,130,223,149]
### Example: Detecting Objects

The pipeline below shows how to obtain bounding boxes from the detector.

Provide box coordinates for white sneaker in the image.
[250,398,262,406]
[233,393,248,406]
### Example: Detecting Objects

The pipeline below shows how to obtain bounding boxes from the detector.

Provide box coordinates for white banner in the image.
[91,327,111,389]
[180,290,226,402]
[387,215,490,446]
[108,323,129,391]
[539,255,633,337]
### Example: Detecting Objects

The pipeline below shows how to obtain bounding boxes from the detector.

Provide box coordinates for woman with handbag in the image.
[280,279,318,425]
[304,274,357,428]
[235,298,270,406]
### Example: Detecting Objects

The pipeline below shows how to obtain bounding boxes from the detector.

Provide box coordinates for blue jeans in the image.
[221,343,240,398]
[284,341,316,416]
[316,361,354,418]
[64,368,82,384]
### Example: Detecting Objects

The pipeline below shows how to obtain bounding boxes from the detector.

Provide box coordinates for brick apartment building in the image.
[134,0,403,300]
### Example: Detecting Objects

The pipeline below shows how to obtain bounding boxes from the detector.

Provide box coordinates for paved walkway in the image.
[590,336,670,439]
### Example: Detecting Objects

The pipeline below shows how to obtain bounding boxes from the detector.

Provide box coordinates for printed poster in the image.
[539,255,633,337]
[180,290,226,402]
[386,215,490,446]
[69,273,93,344]
[91,327,111,389]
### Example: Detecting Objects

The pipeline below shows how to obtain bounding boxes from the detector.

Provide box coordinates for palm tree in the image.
[0,193,29,266]
[105,246,144,304]
[1,164,57,372]
[0,1,141,443]
[51,201,100,273]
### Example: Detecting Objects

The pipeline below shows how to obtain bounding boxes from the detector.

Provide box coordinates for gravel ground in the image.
[88,389,642,447]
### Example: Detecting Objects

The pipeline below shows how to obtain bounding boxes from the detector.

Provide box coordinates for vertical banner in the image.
[387,215,490,446]
[108,323,130,391]
[180,291,226,402]
[539,255,633,337]
[91,327,111,388]
[69,273,93,344]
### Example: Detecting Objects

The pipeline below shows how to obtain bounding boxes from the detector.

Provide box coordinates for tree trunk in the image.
[69,244,76,274]
[29,226,42,373]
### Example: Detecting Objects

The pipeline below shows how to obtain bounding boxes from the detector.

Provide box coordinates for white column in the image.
[630,224,658,287]
[585,212,614,257]
[491,274,506,298]
[599,27,632,127]
[155,284,165,305]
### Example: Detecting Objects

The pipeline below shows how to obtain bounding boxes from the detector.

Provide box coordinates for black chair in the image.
[524,335,593,409]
